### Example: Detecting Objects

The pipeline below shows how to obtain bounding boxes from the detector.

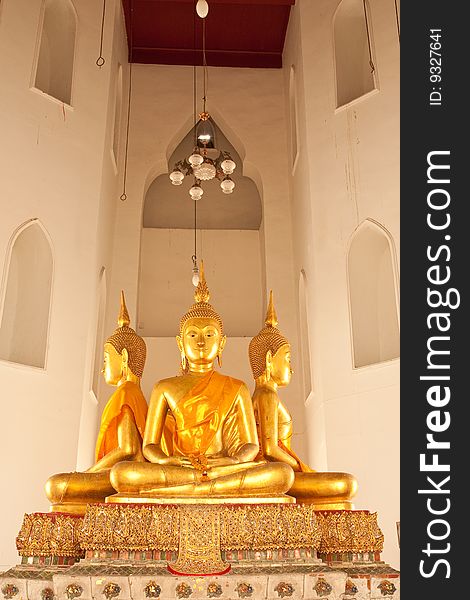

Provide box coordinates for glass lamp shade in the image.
[196,118,216,149]
[221,158,236,175]
[189,184,204,200]
[189,152,204,167]
[169,169,185,185]
[220,177,235,194]
[193,159,217,181]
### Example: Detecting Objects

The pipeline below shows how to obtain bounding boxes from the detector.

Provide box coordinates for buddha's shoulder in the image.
[218,373,249,390]
[151,375,182,390]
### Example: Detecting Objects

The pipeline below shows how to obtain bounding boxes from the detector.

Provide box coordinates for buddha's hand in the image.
[156,456,194,467]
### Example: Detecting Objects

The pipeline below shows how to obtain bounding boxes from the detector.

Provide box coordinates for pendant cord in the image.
[120,0,134,201]
[193,1,197,146]
[202,18,208,113]
[363,0,375,74]
[96,0,106,67]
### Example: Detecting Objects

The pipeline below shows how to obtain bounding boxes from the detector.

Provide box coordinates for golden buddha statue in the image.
[109,264,294,501]
[249,291,358,509]
[45,291,148,514]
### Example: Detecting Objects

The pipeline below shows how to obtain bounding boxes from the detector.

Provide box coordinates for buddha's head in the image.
[249,291,292,387]
[177,262,226,372]
[103,291,147,385]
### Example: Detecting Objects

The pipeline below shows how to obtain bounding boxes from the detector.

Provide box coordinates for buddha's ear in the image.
[219,334,227,353]
[265,350,273,379]
[265,349,273,368]
[176,335,183,354]
[122,347,129,366]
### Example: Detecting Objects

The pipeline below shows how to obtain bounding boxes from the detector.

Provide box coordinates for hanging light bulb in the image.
[192,265,200,286]
[189,150,204,167]
[189,182,204,200]
[196,0,209,19]
[220,176,235,194]
[221,158,236,175]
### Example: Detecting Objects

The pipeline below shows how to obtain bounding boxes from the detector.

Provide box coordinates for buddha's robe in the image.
[163,371,254,460]
[95,380,148,462]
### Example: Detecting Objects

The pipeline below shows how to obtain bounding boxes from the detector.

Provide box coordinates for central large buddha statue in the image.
[110,265,294,499]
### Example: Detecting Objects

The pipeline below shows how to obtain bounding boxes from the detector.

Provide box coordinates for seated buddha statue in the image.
[45,291,148,514]
[109,264,294,500]
[248,291,358,509]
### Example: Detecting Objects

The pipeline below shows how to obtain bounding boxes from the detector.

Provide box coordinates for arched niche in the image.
[0,220,53,368]
[139,119,264,337]
[347,219,399,368]
[334,0,376,108]
[298,270,312,399]
[34,0,77,105]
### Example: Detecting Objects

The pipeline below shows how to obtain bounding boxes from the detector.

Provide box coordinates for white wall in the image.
[138,228,263,337]
[283,0,400,568]
[0,0,128,569]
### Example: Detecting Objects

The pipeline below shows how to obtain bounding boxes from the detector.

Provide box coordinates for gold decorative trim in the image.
[168,506,230,575]
[15,506,384,559]
[80,503,322,552]
[16,512,84,558]
[316,510,384,553]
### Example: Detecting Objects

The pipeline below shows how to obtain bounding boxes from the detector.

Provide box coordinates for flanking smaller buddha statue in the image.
[109,263,294,501]
[45,291,148,514]
[249,291,358,509]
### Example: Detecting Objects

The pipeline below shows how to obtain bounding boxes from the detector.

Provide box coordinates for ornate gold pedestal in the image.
[2,506,398,600]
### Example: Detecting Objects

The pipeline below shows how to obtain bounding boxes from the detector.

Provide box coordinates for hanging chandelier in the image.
[168,1,236,201]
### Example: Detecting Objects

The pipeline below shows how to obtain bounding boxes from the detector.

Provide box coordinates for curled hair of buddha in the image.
[249,291,289,379]
[179,262,224,335]
[106,290,147,378]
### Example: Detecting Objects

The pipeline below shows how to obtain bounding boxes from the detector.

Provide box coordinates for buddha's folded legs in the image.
[110,461,294,497]
[288,472,358,506]
[45,470,116,512]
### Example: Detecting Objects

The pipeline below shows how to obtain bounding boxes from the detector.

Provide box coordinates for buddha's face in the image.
[270,344,293,387]
[103,343,124,385]
[179,317,225,368]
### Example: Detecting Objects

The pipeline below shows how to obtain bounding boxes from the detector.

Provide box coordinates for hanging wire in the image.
[192,1,198,268]
[193,197,198,265]
[120,1,134,201]
[96,0,107,67]
[394,0,400,42]
[193,2,197,147]
[362,0,375,74]
[202,18,209,113]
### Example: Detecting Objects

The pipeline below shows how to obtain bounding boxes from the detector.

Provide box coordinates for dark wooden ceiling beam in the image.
[135,0,294,5]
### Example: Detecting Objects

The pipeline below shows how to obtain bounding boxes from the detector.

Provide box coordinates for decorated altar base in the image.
[1,505,399,600]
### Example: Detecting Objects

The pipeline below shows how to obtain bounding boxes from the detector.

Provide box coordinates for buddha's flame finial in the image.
[265,290,278,328]
[194,260,210,304]
[118,290,131,328]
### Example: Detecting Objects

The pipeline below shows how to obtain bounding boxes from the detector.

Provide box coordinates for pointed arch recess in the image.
[34,0,77,105]
[0,219,54,368]
[347,219,399,368]
[333,0,376,108]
